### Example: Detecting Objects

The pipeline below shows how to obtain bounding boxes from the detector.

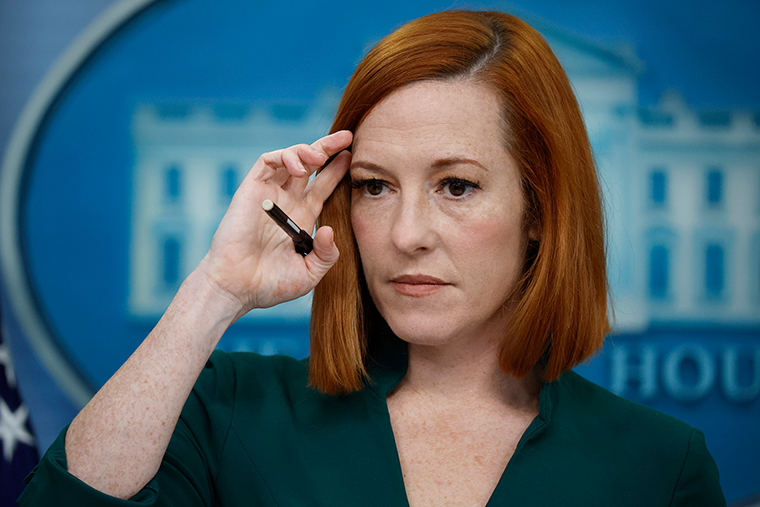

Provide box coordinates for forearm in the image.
[64,268,242,499]
[61,131,350,500]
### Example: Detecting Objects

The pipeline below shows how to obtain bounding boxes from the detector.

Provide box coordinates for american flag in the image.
[0,307,39,506]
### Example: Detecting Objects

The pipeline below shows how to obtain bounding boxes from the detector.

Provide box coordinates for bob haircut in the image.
[310,10,609,395]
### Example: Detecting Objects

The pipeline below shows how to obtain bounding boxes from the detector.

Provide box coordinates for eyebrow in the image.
[350,156,489,173]
[349,160,386,173]
[431,156,489,171]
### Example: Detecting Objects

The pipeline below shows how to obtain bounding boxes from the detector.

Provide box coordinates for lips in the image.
[390,274,450,297]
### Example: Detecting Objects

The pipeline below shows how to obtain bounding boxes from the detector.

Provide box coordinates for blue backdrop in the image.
[1,0,758,504]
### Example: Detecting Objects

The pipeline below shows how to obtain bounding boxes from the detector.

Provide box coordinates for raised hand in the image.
[197,130,353,316]
[64,131,352,499]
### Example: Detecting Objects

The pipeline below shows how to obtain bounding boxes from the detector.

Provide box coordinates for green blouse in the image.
[19,337,726,506]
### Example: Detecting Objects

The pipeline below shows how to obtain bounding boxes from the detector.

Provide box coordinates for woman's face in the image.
[350,80,532,349]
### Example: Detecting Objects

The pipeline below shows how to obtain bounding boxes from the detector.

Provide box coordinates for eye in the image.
[351,178,388,196]
[440,177,480,198]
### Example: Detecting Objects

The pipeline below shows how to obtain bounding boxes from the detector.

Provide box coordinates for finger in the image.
[254,145,305,182]
[259,153,293,188]
[303,150,352,214]
[276,144,331,188]
[255,133,350,186]
[250,149,291,189]
[310,130,353,165]
[304,226,340,281]
[283,144,329,176]
[286,134,351,194]
[271,149,302,186]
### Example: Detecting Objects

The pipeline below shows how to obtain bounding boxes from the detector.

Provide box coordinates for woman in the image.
[19,10,725,506]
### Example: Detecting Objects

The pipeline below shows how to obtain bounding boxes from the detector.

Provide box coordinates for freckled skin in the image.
[62,79,540,506]
[352,80,541,507]
[64,131,354,499]
[351,79,529,353]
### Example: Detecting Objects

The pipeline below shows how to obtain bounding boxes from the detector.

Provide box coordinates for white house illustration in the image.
[128,28,760,333]
[548,28,760,331]
[128,93,339,321]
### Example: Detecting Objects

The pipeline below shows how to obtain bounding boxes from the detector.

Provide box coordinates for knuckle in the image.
[259,150,282,167]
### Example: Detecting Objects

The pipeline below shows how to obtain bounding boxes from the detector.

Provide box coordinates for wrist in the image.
[177,265,248,329]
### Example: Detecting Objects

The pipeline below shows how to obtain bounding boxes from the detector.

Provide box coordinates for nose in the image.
[390,193,437,255]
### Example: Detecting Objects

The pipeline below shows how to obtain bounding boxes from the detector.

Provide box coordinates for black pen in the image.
[261,199,313,256]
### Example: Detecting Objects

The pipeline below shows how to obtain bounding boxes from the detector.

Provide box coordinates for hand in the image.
[196,130,353,317]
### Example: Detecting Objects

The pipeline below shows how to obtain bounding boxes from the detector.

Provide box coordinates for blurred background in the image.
[1,0,758,504]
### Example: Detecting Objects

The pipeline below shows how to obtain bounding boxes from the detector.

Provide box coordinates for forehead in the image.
[352,80,507,160]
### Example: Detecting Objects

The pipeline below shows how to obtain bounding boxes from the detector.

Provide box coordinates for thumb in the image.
[305,226,340,280]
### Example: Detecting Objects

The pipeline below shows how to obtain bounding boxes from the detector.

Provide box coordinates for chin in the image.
[377,300,510,351]
[382,312,467,347]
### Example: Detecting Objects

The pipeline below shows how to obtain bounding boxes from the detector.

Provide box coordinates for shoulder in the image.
[191,350,311,405]
[553,370,690,436]
[173,351,315,466]
[544,371,725,506]
[550,370,695,457]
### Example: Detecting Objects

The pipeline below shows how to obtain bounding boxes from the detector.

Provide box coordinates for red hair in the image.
[310,10,609,394]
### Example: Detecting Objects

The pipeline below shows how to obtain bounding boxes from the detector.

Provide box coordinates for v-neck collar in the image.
[363,331,556,506]
[365,331,409,399]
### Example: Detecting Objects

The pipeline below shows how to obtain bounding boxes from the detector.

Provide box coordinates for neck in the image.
[396,336,541,410]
